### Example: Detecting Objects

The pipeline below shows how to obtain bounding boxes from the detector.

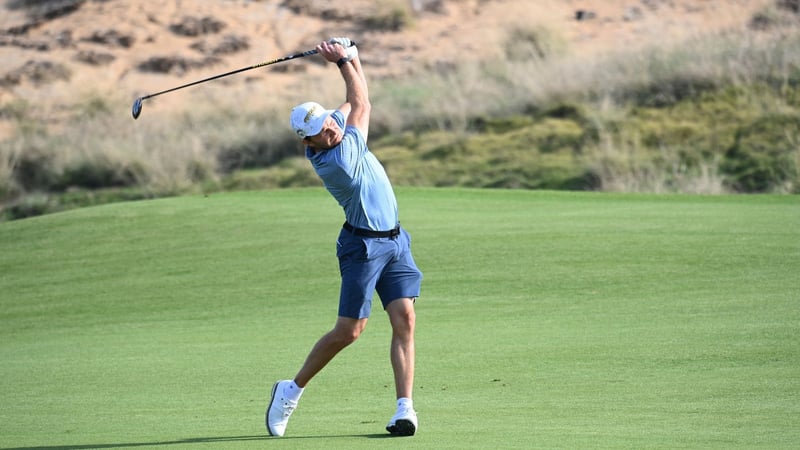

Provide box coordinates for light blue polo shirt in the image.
[306,110,398,231]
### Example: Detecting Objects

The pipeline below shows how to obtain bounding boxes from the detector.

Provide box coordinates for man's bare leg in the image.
[385,298,418,436]
[386,298,416,398]
[295,316,368,387]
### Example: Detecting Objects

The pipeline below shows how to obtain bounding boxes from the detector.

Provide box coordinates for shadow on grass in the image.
[2,433,400,449]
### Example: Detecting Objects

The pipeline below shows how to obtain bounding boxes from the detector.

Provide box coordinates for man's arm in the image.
[317,40,371,139]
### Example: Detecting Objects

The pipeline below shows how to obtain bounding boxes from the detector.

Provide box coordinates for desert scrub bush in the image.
[221,158,320,190]
[73,92,114,119]
[461,119,591,189]
[471,114,537,134]
[371,78,459,136]
[0,98,31,122]
[6,140,61,193]
[750,0,800,30]
[6,0,85,21]
[373,117,592,189]
[373,77,800,193]
[0,188,152,221]
[1,192,55,221]
[504,24,567,63]
[362,0,415,31]
[0,89,311,219]
[592,83,800,192]
[0,142,19,200]
[0,100,59,203]
[56,157,142,190]
[212,114,299,172]
[371,47,588,136]
[489,17,800,116]
[587,128,728,194]
[0,98,46,137]
[722,113,800,192]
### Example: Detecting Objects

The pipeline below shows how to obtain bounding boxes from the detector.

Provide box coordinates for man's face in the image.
[304,116,343,151]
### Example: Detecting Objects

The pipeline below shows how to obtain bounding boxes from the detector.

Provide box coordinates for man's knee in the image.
[332,317,368,345]
[387,298,416,332]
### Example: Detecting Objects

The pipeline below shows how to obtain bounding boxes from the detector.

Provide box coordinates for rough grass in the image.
[1,189,798,448]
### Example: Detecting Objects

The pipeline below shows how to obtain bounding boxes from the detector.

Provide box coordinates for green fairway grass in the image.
[1,189,798,449]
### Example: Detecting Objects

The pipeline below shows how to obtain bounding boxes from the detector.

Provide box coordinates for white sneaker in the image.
[386,406,418,436]
[265,380,298,437]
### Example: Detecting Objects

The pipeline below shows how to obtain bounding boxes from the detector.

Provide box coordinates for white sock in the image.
[285,380,304,402]
[397,397,413,410]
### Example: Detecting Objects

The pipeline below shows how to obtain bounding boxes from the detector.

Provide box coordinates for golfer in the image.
[266,38,423,437]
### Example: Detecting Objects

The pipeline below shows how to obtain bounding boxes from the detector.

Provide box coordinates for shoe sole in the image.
[265,381,280,436]
[386,419,416,436]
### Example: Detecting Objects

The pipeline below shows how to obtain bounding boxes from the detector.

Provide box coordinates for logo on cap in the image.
[304,107,317,124]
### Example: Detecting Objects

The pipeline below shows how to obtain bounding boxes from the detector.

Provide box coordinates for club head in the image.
[132,98,143,120]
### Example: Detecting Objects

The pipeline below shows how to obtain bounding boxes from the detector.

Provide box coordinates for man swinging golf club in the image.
[266,38,423,437]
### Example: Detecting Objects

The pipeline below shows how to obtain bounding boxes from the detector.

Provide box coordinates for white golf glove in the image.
[329,37,358,59]
[345,44,358,60]
[328,37,352,47]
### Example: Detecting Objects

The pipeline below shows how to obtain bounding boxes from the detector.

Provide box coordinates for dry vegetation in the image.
[1,0,799,219]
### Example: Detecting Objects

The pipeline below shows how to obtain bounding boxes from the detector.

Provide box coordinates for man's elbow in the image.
[351,97,370,116]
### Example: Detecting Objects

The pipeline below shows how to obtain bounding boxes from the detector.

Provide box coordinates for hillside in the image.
[0,0,773,131]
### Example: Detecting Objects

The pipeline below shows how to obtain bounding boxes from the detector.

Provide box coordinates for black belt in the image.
[343,222,400,239]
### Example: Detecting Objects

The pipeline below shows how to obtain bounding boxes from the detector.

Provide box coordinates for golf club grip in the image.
[253,48,319,69]
[252,40,357,69]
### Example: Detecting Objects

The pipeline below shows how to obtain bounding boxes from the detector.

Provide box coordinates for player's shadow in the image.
[1,433,400,449]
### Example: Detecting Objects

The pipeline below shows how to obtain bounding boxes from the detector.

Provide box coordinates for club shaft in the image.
[140,48,319,101]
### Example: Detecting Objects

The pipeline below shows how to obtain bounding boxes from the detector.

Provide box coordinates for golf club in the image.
[131,42,356,119]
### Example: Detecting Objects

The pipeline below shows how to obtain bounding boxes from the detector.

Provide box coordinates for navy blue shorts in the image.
[336,226,423,319]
